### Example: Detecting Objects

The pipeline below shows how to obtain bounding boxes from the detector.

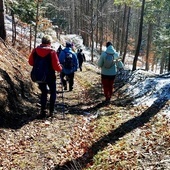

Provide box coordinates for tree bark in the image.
[122,6,131,64]
[132,0,145,71]
[0,0,6,41]
[120,4,127,56]
[145,23,153,71]
[168,47,170,72]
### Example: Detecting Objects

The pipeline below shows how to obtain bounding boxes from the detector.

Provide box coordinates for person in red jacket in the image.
[29,35,62,118]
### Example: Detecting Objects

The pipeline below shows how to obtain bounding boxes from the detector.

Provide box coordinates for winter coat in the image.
[77,52,86,64]
[59,47,79,74]
[97,45,124,76]
[29,44,62,72]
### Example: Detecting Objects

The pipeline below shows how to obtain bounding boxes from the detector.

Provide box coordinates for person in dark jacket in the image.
[59,42,79,91]
[29,35,62,118]
[97,41,124,104]
[77,49,86,71]
[56,45,62,56]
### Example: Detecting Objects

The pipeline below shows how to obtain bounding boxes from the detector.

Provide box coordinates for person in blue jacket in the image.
[59,42,79,91]
[97,41,124,104]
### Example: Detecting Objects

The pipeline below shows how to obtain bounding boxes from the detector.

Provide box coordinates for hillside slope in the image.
[0,38,38,128]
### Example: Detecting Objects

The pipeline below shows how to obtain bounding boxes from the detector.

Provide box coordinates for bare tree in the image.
[145,23,153,71]
[168,48,170,72]
[0,0,6,40]
[120,4,127,56]
[132,0,145,71]
[122,6,131,64]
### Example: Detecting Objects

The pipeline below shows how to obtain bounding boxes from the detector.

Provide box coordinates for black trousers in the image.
[60,72,74,90]
[38,78,56,113]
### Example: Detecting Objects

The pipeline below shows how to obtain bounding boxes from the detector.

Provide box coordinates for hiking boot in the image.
[49,112,54,118]
[64,85,67,90]
[102,98,110,105]
[49,108,54,117]
[37,110,47,119]
[69,87,73,91]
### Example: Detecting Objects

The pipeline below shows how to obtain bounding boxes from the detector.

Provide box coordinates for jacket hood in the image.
[105,45,116,54]
[35,45,53,57]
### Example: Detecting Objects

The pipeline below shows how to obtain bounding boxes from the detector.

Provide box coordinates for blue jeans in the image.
[38,79,56,113]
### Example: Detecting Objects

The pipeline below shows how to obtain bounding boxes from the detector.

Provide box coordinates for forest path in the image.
[0,62,169,170]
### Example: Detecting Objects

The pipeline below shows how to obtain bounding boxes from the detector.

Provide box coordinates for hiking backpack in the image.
[31,51,52,83]
[103,53,115,69]
[63,52,74,69]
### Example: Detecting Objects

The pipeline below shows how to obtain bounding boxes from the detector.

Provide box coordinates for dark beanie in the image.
[66,42,72,48]
[106,41,113,47]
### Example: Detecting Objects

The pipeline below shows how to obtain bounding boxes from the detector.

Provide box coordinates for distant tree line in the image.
[0,0,169,74]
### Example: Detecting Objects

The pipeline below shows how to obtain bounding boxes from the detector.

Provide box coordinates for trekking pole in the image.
[60,81,65,119]
[55,73,66,119]
[59,73,66,119]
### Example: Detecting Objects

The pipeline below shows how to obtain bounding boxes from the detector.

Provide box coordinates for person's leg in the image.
[38,83,48,117]
[101,78,110,100]
[60,72,67,90]
[80,66,82,71]
[108,79,114,100]
[47,79,56,116]
[79,62,82,71]
[68,72,74,91]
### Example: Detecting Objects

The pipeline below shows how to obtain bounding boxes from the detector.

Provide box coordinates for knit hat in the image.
[66,42,72,48]
[106,41,113,47]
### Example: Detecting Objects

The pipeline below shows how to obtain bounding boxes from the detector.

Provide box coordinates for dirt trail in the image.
[0,62,108,169]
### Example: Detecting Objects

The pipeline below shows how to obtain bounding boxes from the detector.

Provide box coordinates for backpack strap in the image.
[105,52,115,61]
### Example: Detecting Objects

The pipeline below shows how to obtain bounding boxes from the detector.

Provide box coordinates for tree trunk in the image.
[122,6,131,64]
[11,11,16,46]
[145,23,153,71]
[132,0,145,71]
[95,0,99,49]
[29,25,32,52]
[116,5,121,51]
[90,0,94,62]
[0,0,6,41]
[34,1,40,48]
[168,47,170,72]
[160,51,165,74]
[120,4,127,56]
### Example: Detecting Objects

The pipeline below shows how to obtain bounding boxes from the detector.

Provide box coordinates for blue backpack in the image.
[103,53,115,69]
[31,51,52,83]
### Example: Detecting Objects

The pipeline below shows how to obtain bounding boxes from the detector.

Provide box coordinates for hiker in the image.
[28,35,62,118]
[97,41,124,104]
[71,42,76,52]
[59,42,79,91]
[56,45,62,56]
[77,49,86,71]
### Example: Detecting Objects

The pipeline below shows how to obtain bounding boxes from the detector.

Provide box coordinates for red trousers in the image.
[101,77,115,100]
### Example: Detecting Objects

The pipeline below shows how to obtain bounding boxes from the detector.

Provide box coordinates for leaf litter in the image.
[0,44,170,169]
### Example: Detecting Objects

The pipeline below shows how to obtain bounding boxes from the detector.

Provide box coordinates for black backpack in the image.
[63,52,74,69]
[31,51,52,83]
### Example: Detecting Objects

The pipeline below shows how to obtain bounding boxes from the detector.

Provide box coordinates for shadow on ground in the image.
[55,97,168,170]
